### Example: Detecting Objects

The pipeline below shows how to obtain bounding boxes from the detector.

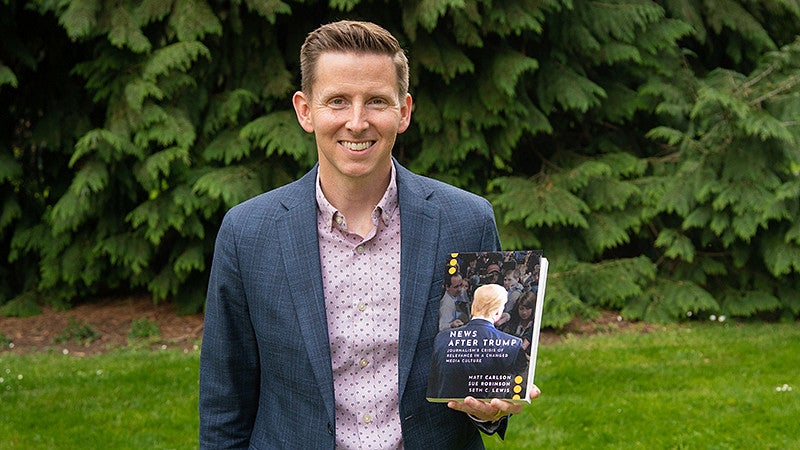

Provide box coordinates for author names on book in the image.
[466,374,514,396]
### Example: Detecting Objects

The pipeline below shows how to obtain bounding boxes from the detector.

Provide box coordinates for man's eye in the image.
[368,98,390,109]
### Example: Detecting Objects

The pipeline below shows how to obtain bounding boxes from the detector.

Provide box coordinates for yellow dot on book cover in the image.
[448,267,457,275]
[512,394,521,400]
[449,259,458,266]
[514,385,522,393]
[515,375,523,384]
[450,253,459,257]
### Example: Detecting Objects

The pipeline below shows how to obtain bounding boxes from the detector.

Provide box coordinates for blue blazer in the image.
[199,161,502,449]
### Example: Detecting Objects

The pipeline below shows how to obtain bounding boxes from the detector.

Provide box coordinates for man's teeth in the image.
[341,141,372,151]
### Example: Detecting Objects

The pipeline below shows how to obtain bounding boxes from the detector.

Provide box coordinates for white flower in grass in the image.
[96,370,103,376]
[776,384,793,392]
[62,348,69,355]
[709,315,717,321]
[17,374,22,380]
[0,377,4,383]
[718,315,726,322]
[686,311,693,317]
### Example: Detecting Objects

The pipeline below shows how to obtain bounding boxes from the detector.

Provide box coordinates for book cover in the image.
[427,250,548,403]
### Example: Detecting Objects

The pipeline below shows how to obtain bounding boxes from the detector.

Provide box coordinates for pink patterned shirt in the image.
[316,166,403,449]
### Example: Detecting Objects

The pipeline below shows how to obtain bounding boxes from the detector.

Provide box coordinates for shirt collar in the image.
[315,164,399,230]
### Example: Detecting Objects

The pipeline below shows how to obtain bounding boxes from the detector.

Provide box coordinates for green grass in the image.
[1,322,798,449]
[488,321,800,449]
[0,349,199,449]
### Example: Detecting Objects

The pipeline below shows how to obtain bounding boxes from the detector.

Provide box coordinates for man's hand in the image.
[447,385,541,422]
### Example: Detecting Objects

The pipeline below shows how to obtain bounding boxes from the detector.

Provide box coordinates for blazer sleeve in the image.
[480,197,502,252]
[199,208,260,448]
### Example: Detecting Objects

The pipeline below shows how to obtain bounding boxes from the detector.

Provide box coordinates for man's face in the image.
[503,274,517,289]
[292,52,412,185]
[446,276,465,297]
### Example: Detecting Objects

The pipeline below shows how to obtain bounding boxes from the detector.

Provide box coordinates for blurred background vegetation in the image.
[2,0,800,326]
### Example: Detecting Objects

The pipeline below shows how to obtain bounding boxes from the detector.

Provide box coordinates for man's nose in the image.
[346,104,368,132]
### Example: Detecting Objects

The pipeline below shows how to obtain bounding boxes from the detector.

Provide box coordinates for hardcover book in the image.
[427,250,548,403]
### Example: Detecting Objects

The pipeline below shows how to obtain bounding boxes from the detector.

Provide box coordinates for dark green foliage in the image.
[1,0,799,325]
[0,291,43,318]
[53,317,101,345]
[0,331,10,348]
[128,317,160,340]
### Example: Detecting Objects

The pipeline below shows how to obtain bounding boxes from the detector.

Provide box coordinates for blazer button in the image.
[327,422,333,435]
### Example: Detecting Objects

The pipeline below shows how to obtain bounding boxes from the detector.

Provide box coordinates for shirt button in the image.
[383,212,390,222]
[363,414,372,424]
[357,303,367,312]
[334,215,343,225]
[359,358,369,368]
[356,245,365,254]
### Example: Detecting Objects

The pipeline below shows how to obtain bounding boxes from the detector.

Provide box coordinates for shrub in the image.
[0,332,11,349]
[128,317,160,340]
[53,317,100,345]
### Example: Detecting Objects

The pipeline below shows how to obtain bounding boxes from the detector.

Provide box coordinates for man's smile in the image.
[340,140,375,151]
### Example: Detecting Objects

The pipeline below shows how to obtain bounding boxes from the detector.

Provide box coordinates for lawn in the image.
[1,322,798,449]
[0,349,200,449]
[488,321,800,449]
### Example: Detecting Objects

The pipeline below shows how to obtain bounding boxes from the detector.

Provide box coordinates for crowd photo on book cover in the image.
[427,250,547,403]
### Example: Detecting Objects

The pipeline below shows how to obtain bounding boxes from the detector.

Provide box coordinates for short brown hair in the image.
[299,20,409,96]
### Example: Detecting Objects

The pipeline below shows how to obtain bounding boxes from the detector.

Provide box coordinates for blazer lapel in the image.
[277,168,337,426]
[396,163,441,400]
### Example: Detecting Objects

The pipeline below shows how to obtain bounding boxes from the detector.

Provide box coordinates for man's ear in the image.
[292,91,315,133]
[397,93,413,134]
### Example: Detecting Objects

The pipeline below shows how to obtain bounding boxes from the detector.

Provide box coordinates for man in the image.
[439,272,470,331]
[502,268,524,314]
[199,20,539,449]
[428,284,530,400]
[483,263,502,285]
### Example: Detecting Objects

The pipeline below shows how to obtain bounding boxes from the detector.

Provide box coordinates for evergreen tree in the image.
[1,0,799,324]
